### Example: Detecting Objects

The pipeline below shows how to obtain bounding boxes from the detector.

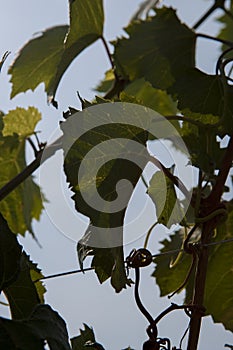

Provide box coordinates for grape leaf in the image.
[61,103,151,292]
[2,107,41,138]
[9,0,104,104]
[0,304,71,350]
[120,78,177,116]
[0,109,43,235]
[171,68,233,135]
[152,230,192,296]
[95,69,115,94]
[8,26,68,100]
[71,324,96,350]
[217,2,233,56]
[147,170,185,228]
[180,118,225,175]
[4,252,46,320]
[203,201,233,332]
[114,7,196,90]
[0,213,22,291]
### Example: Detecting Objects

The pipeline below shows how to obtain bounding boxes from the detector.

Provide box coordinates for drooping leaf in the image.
[4,252,46,319]
[147,170,185,228]
[0,213,22,291]
[203,201,233,332]
[120,78,177,116]
[0,109,44,236]
[71,324,96,350]
[0,304,71,350]
[152,230,192,297]
[9,0,104,104]
[61,103,150,292]
[114,7,196,90]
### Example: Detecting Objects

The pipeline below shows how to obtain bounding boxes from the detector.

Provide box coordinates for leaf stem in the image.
[0,137,62,202]
[196,33,233,47]
[100,36,114,70]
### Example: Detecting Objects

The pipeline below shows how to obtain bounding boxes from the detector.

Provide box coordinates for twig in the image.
[196,33,233,47]
[100,36,114,71]
[0,136,62,202]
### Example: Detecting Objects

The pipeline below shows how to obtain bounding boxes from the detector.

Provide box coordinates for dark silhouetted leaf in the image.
[71,324,97,350]
[203,201,233,332]
[114,7,196,90]
[4,253,46,319]
[0,304,71,350]
[0,213,22,291]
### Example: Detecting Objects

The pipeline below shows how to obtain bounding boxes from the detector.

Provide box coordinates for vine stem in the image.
[187,134,233,350]
[0,137,62,202]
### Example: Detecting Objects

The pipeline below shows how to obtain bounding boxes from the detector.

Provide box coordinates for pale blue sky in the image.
[0,1,233,349]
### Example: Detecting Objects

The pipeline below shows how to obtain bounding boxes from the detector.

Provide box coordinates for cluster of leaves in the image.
[1,0,233,348]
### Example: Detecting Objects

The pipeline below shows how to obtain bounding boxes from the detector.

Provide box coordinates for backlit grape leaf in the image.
[0,304,71,350]
[203,201,233,332]
[0,108,44,235]
[9,26,68,100]
[2,107,41,138]
[152,230,192,296]
[148,170,185,228]
[9,0,104,105]
[120,78,177,116]
[4,252,46,319]
[114,7,196,90]
[71,324,97,350]
[61,103,152,292]
[0,213,22,291]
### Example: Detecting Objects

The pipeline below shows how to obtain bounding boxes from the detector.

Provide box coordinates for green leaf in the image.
[2,107,41,139]
[147,170,185,228]
[152,230,192,296]
[204,201,233,332]
[0,109,44,236]
[217,2,233,55]
[71,324,96,350]
[4,252,46,319]
[114,7,196,90]
[0,135,43,235]
[8,26,69,100]
[0,213,22,291]
[61,103,150,292]
[95,69,115,93]
[120,78,177,116]
[171,68,233,135]
[0,304,71,350]
[180,118,225,174]
[9,0,104,104]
